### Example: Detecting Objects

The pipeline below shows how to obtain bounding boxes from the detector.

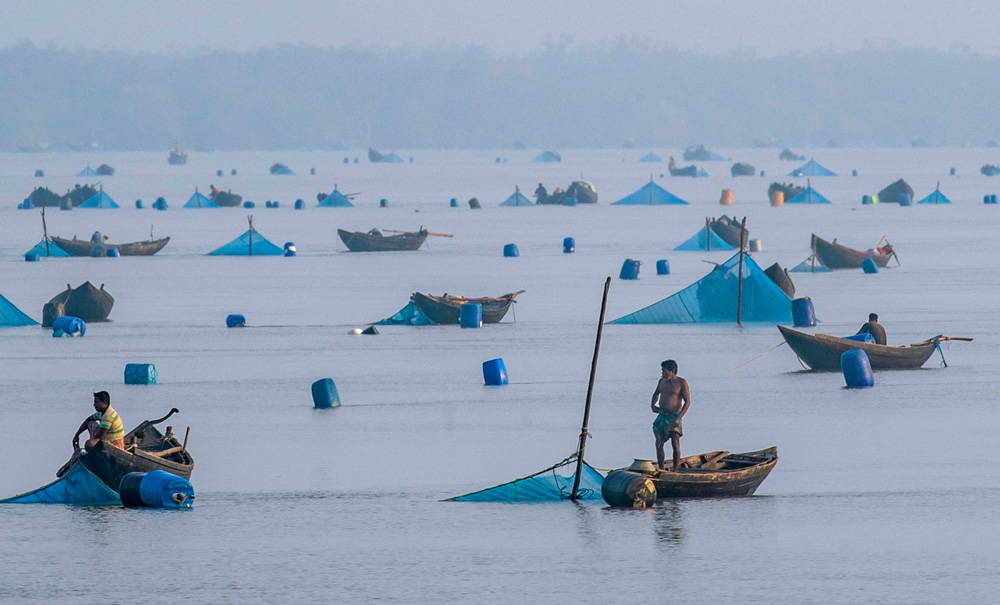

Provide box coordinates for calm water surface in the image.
[0,149,997,603]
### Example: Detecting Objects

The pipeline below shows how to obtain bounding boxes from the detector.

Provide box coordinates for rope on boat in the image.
[728,341,786,372]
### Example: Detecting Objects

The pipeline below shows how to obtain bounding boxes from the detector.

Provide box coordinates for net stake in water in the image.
[571,276,611,502]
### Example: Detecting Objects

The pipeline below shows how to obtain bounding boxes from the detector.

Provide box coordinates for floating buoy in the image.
[243,201,255,208]
[601,470,656,508]
[311,378,341,409]
[24,253,39,262]
[343,157,349,164]
[769,190,784,207]
[226,314,246,328]
[231,169,237,175]
[379,198,388,208]
[120,471,194,508]
[353,158,359,163]
[153,197,168,210]
[482,358,508,386]
[841,349,874,388]
[283,242,296,257]
[107,247,120,258]
[468,198,481,209]
[52,316,85,337]
[862,194,875,205]
[503,243,519,257]
[135,200,143,209]
[294,199,304,210]
[460,303,483,328]
[749,238,762,252]
[310,168,316,175]
[759,170,765,177]
[619,259,640,280]
[34,169,44,177]
[450,198,458,207]
[861,258,879,274]
[124,363,158,385]
[89,245,104,257]
[852,169,859,177]
[563,237,575,253]
[720,189,734,205]
[217,169,224,177]
[791,297,816,327]
[656,259,670,275]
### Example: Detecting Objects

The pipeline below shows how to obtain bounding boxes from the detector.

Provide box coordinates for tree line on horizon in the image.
[0,42,997,151]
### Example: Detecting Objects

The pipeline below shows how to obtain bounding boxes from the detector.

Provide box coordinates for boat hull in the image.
[812,234,892,269]
[626,448,778,498]
[48,281,114,322]
[338,229,427,252]
[410,291,519,324]
[51,236,170,256]
[778,325,938,370]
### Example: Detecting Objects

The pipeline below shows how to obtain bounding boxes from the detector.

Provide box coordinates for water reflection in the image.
[654,500,685,546]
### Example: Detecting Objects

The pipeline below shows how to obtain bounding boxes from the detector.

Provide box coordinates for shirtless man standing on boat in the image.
[651,360,691,472]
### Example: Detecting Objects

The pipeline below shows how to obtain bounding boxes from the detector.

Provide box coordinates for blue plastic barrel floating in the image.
[34,169,44,177]
[862,195,872,205]
[343,157,350,164]
[985,195,992,204]
[656,259,670,275]
[226,314,246,328]
[791,297,816,327]
[950,167,956,176]
[89,245,105,257]
[619,258,640,280]
[861,258,879,274]
[503,243,519,257]
[231,169,237,175]
[468,198,481,209]
[311,378,341,409]
[294,199,305,210]
[107,247,120,258]
[993,194,999,204]
[52,316,85,337]
[460,302,483,328]
[759,170,765,177]
[564,197,578,206]
[154,197,168,210]
[842,333,873,343]
[25,253,39,262]
[119,470,194,508]
[283,242,297,257]
[852,169,859,177]
[353,158,359,163]
[135,199,143,209]
[563,237,575,253]
[124,363,158,385]
[482,358,508,386]
[216,169,224,177]
[601,469,657,508]
[898,193,912,206]
[243,201,255,208]
[841,349,874,388]
[450,198,458,208]
[380,198,388,208]
[310,168,316,175]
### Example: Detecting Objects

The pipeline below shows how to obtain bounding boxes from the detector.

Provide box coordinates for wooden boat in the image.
[411,291,524,324]
[623,447,778,498]
[777,325,942,370]
[209,188,242,207]
[58,408,194,492]
[48,281,114,322]
[763,262,795,298]
[50,235,170,256]
[811,234,895,269]
[168,145,187,165]
[730,162,755,177]
[668,156,698,177]
[709,215,746,248]
[62,184,98,208]
[28,186,62,207]
[877,178,914,204]
[338,228,428,252]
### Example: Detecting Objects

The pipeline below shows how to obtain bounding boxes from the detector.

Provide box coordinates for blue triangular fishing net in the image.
[76,166,99,177]
[499,189,534,206]
[790,256,831,272]
[787,159,836,177]
[785,186,832,204]
[24,240,70,257]
[184,191,218,208]
[318,190,354,207]
[916,190,951,204]
[447,458,605,502]
[78,191,120,208]
[610,253,793,324]
[674,227,735,251]
[208,229,284,256]
[639,152,662,162]
[612,181,688,205]
[372,302,434,326]
[0,463,120,505]
[0,293,39,326]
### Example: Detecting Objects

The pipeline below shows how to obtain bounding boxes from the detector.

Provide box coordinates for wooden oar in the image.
[910,335,973,347]
[382,229,453,237]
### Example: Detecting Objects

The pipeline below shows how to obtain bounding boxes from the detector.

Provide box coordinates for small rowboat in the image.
[338,228,428,252]
[811,234,895,269]
[57,408,194,492]
[410,291,524,324]
[763,262,795,298]
[777,325,961,370]
[621,447,778,498]
[50,235,170,256]
[47,281,114,323]
[709,215,747,248]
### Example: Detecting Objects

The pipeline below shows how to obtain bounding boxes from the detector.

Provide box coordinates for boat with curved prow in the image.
[763,263,795,298]
[338,228,428,252]
[811,234,895,269]
[50,235,170,256]
[709,215,746,248]
[47,281,114,322]
[57,408,194,493]
[620,447,778,498]
[776,325,962,370]
[411,291,524,324]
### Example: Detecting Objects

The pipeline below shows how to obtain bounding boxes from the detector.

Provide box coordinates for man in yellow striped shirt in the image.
[73,391,125,451]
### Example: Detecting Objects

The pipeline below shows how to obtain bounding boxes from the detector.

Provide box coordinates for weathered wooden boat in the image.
[683,144,719,162]
[779,148,806,161]
[768,181,804,201]
[28,186,62,207]
[668,157,699,177]
[622,447,778,498]
[47,281,114,322]
[58,408,194,492]
[168,145,187,165]
[411,291,524,324]
[709,215,746,248]
[811,234,895,270]
[981,164,1000,177]
[209,187,242,207]
[338,228,428,252]
[61,184,98,208]
[730,162,755,177]
[96,163,115,176]
[50,235,170,256]
[763,262,795,298]
[536,181,598,205]
[777,325,944,370]
[877,178,914,204]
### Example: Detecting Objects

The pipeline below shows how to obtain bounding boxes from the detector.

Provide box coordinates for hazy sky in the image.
[1,0,997,57]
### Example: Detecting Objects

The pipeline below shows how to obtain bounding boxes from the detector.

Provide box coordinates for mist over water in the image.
[0,148,998,603]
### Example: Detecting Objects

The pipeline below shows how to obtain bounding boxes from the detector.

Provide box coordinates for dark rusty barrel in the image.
[601,470,656,508]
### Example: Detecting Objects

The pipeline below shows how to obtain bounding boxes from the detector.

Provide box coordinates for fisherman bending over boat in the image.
[73,391,124,451]
[651,360,691,472]
[857,313,887,345]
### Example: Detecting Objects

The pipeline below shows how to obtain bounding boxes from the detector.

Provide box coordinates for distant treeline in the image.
[1,42,998,150]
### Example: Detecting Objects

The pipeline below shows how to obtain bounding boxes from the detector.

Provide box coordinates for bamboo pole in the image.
[571,276,611,502]
[41,207,49,255]
[180,426,190,454]
[705,217,711,251]
[737,217,746,326]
